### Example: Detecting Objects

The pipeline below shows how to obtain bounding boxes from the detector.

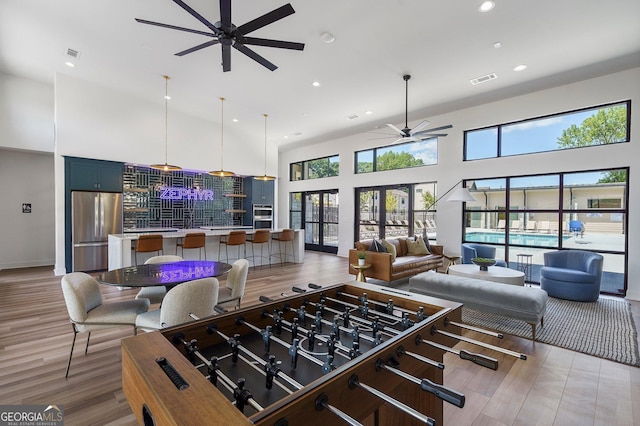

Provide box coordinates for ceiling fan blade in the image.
[222,43,231,72]
[173,0,220,34]
[233,43,277,71]
[175,39,220,56]
[386,123,405,135]
[237,3,295,35]
[409,120,430,135]
[418,133,449,138]
[135,18,215,37]
[393,136,421,144]
[242,37,305,50]
[413,124,453,135]
[220,0,232,31]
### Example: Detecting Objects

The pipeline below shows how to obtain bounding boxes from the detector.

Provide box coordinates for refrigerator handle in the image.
[94,194,100,238]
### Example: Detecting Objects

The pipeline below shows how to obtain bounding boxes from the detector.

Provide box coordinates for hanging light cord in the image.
[164,75,169,164]
[220,97,225,169]
[263,114,268,174]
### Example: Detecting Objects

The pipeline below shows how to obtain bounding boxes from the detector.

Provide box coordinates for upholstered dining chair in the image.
[134,234,164,265]
[176,232,207,259]
[61,272,150,378]
[271,228,295,266]
[217,259,249,310]
[134,255,184,304]
[135,277,219,332]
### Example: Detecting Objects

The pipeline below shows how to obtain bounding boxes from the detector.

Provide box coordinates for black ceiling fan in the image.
[136,0,305,72]
[381,74,452,143]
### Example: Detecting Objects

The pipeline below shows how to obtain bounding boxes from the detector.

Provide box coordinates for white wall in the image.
[0,149,55,269]
[278,67,640,301]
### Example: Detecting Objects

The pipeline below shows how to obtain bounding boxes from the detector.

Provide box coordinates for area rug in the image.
[462,297,640,367]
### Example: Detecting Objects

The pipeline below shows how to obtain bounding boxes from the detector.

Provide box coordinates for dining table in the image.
[96,260,232,289]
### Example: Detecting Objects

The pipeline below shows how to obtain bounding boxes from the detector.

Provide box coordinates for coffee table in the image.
[448,264,525,286]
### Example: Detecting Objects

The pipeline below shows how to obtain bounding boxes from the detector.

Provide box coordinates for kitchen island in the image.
[108,227,304,269]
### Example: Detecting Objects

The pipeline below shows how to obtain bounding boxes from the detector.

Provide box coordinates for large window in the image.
[465,101,630,160]
[463,168,628,296]
[290,155,339,181]
[355,138,437,174]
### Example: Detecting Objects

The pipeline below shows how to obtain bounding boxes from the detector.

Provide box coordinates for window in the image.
[464,101,630,160]
[462,167,628,296]
[289,155,339,180]
[355,138,438,174]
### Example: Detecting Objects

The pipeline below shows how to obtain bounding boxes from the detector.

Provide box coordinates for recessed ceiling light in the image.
[320,32,335,43]
[493,42,502,49]
[365,111,373,115]
[312,81,321,87]
[232,118,239,122]
[479,1,495,12]
[513,64,528,71]
[164,95,171,100]
[64,62,75,68]
[283,135,289,139]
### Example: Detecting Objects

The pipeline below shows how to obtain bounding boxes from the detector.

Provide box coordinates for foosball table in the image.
[122,281,526,425]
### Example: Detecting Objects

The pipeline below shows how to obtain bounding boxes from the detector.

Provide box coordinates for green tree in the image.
[376,151,424,171]
[556,106,627,148]
[598,169,627,183]
[422,191,435,210]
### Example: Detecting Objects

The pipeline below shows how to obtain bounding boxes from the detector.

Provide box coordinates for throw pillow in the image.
[381,239,397,262]
[416,235,431,254]
[368,239,387,253]
[406,238,428,255]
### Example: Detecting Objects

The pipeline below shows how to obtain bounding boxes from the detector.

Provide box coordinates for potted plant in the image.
[471,257,497,271]
[357,251,367,266]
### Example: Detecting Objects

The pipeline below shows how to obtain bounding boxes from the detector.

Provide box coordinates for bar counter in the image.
[108,228,304,270]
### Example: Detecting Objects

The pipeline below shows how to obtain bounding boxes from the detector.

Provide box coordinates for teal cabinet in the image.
[242,177,275,227]
[66,157,123,192]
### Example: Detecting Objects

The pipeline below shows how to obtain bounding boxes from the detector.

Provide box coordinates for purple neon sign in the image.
[159,186,214,200]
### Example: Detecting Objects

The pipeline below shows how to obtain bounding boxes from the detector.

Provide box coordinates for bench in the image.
[408,271,548,340]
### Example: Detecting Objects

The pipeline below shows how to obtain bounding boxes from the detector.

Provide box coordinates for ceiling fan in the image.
[136,0,305,72]
[379,74,452,144]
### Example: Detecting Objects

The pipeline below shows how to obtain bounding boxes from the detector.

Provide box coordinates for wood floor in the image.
[0,252,638,426]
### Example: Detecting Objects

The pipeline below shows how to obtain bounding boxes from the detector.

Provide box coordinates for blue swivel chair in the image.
[569,220,584,237]
[461,243,507,267]
[540,250,603,302]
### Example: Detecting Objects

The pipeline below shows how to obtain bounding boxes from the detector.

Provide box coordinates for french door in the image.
[303,190,339,254]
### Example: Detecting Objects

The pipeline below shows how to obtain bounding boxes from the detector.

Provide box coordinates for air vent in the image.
[66,48,80,58]
[345,114,359,120]
[470,73,497,85]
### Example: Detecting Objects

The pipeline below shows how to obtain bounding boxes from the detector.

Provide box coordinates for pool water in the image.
[466,232,569,247]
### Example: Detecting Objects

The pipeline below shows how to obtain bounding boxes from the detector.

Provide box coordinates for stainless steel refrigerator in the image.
[72,191,123,271]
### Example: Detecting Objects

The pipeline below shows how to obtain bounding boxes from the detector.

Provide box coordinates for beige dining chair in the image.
[135,277,219,332]
[134,255,184,304]
[61,272,150,378]
[217,259,249,310]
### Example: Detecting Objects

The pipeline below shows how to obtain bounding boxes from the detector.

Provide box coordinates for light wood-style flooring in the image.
[0,252,638,425]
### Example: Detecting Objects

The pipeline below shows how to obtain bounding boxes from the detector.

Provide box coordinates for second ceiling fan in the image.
[385,74,452,144]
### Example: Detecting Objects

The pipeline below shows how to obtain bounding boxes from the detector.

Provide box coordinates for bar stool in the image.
[271,229,295,266]
[218,230,247,264]
[133,234,163,265]
[247,229,271,270]
[176,232,206,260]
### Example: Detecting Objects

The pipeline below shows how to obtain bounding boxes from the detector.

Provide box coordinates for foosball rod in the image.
[431,325,527,360]
[416,334,499,370]
[235,318,325,367]
[396,345,444,370]
[173,331,264,413]
[307,292,405,325]
[348,374,436,426]
[374,359,466,408]
[315,393,363,426]
[336,291,419,317]
[444,317,504,339]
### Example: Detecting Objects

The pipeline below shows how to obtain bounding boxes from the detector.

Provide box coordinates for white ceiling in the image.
[1,0,639,150]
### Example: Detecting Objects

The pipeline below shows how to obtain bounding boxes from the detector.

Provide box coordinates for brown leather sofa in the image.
[348,237,443,282]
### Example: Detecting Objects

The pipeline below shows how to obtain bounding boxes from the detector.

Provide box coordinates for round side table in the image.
[351,263,371,282]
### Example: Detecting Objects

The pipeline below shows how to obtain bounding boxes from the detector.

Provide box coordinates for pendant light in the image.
[150,75,182,172]
[255,114,276,181]
[208,97,235,177]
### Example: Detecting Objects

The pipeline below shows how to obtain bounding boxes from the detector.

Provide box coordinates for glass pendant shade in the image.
[208,97,235,177]
[150,75,182,172]
[255,113,276,181]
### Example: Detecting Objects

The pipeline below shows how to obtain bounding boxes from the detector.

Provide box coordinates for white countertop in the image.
[110,227,288,240]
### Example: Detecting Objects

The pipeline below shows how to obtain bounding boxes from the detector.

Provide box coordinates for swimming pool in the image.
[466,231,569,247]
